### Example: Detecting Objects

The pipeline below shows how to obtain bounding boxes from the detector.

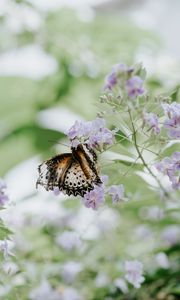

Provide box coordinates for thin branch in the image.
[128,109,169,197]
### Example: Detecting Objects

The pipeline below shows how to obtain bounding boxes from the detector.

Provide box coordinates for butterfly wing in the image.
[36,153,72,191]
[62,158,100,197]
[72,144,101,183]
[61,144,102,197]
[36,144,102,197]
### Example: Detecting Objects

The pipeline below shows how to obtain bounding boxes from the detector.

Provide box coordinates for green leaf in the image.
[0,123,65,175]
[0,220,13,240]
[170,85,180,102]
[170,286,180,295]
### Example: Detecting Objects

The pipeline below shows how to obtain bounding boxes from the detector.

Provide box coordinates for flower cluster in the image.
[103,63,145,99]
[82,177,106,210]
[82,175,126,210]
[113,260,145,293]
[103,63,133,90]
[125,260,145,289]
[104,70,117,90]
[126,76,145,99]
[67,118,114,151]
[155,152,180,189]
[82,185,105,210]
[143,112,160,135]
[0,178,9,206]
[108,184,125,203]
[67,116,125,208]
[162,102,180,139]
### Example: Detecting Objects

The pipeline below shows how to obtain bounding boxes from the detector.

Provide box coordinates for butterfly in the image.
[36,143,102,197]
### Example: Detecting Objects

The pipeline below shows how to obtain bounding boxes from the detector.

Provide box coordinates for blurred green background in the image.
[0,0,160,176]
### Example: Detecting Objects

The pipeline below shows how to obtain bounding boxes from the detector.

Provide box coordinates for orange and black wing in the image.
[36,153,72,191]
[36,144,102,197]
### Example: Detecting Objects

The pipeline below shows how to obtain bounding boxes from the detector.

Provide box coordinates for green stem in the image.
[128,109,168,197]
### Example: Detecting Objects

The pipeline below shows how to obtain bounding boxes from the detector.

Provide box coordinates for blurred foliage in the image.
[0,3,158,175]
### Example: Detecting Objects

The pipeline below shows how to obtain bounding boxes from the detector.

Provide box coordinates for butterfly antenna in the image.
[48,139,69,148]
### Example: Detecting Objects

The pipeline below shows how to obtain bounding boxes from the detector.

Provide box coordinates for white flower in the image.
[29,280,60,300]
[0,240,9,260]
[161,226,180,245]
[95,272,109,287]
[155,252,169,269]
[135,225,153,240]
[62,287,82,300]
[3,261,19,275]
[147,206,164,221]
[61,261,82,283]
[56,231,81,251]
[125,260,145,289]
[114,278,129,293]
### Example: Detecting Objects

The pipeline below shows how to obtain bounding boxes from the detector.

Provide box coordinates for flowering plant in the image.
[42,62,179,297]
[1,63,180,300]
[65,62,179,212]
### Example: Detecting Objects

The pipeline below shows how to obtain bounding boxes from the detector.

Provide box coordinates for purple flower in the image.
[82,185,105,210]
[67,120,82,140]
[101,175,109,185]
[0,178,9,206]
[108,184,125,203]
[88,127,114,151]
[103,63,134,91]
[67,118,114,151]
[143,112,160,135]
[56,231,81,251]
[104,72,117,90]
[103,64,123,91]
[155,152,180,189]
[53,187,61,196]
[81,175,108,211]
[162,102,180,139]
[92,117,106,129]
[126,76,145,99]
[61,261,82,283]
[67,120,92,140]
[125,260,145,289]
[161,225,180,246]
[70,138,80,148]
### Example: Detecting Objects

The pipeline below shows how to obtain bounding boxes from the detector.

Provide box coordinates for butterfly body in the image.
[36,144,102,197]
